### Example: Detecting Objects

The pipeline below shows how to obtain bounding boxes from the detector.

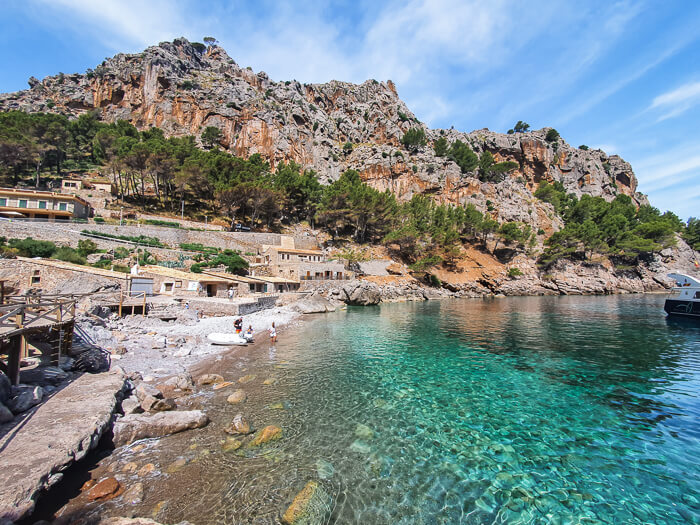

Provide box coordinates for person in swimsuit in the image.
[269,322,277,343]
[234,317,243,334]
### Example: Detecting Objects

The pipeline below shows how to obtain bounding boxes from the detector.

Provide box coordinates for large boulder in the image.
[7,386,44,414]
[281,481,332,525]
[0,372,12,404]
[341,280,381,306]
[293,294,337,314]
[112,410,209,447]
[0,402,14,423]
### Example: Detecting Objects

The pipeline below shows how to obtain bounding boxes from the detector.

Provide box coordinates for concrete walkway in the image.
[0,370,127,521]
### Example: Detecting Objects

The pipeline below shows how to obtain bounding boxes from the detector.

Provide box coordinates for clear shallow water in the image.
[85,295,700,524]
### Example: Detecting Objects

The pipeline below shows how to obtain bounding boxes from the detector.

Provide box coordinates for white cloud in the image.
[649,81,700,121]
[29,0,210,51]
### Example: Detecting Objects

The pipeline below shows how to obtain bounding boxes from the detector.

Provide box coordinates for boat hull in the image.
[207,333,248,345]
[664,299,700,320]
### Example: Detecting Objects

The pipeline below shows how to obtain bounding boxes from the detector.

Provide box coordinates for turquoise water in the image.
[254,295,700,524]
[95,295,700,524]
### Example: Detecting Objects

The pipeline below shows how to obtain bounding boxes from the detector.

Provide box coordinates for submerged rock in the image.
[223,414,252,435]
[196,374,224,386]
[113,410,209,447]
[226,390,247,404]
[238,374,257,384]
[98,517,164,525]
[354,423,374,440]
[222,437,243,452]
[212,381,233,390]
[281,480,332,525]
[316,459,335,479]
[249,425,283,447]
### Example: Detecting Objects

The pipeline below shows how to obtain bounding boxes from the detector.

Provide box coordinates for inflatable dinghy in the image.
[207,332,248,345]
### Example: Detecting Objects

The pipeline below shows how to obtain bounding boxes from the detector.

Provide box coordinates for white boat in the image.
[664,273,700,320]
[207,332,248,345]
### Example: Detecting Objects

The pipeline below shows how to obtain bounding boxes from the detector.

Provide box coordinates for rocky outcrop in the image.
[293,294,339,313]
[341,280,382,305]
[0,370,127,522]
[0,37,647,234]
[112,410,209,447]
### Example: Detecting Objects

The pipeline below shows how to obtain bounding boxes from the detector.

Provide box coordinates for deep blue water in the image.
[100,294,700,524]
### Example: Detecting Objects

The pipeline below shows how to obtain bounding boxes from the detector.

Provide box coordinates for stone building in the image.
[0,257,150,295]
[0,188,92,220]
[261,236,349,281]
[139,266,231,297]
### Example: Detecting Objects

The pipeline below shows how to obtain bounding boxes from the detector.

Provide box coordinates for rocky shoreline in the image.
[0,271,691,524]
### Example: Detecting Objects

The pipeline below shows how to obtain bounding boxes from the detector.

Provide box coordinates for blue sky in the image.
[1,0,699,220]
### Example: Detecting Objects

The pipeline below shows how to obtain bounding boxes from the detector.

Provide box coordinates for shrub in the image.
[94,217,105,223]
[412,165,418,173]
[429,274,442,287]
[433,137,448,157]
[144,219,180,228]
[398,110,409,122]
[537,228,546,235]
[401,128,427,151]
[507,267,523,278]
[409,255,442,272]
[579,145,589,150]
[545,129,560,143]
[179,80,196,90]
[77,239,98,257]
[53,246,86,265]
[8,238,57,258]
[343,142,353,154]
[113,247,131,259]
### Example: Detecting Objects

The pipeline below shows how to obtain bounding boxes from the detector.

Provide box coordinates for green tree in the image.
[513,121,530,133]
[545,128,560,143]
[401,128,427,152]
[683,217,700,250]
[433,137,448,157]
[448,140,478,174]
[201,126,223,149]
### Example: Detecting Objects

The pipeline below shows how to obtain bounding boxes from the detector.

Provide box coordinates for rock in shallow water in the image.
[196,374,224,386]
[227,389,247,404]
[224,414,252,435]
[281,480,332,525]
[112,410,209,447]
[249,425,283,447]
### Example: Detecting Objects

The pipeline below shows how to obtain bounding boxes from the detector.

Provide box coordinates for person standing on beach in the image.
[269,322,277,343]
[234,317,243,334]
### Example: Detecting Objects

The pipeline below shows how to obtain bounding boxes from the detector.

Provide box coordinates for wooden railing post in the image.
[118,291,123,317]
[142,292,146,316]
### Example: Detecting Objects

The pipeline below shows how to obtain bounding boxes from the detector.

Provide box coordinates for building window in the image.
[19,199,28,208]
[175,280,182,288]
[31,270,41,285]
[59,202,67,211]
[0,198,6,206]
[164,282,174,292]
[38,201,47,209]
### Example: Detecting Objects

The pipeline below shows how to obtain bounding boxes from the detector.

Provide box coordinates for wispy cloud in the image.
[649,80,700,121]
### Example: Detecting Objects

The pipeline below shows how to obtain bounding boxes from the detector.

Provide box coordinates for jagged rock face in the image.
[0,37,647,230]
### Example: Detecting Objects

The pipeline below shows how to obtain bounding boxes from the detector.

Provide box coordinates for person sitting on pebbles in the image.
[244,325,254,342]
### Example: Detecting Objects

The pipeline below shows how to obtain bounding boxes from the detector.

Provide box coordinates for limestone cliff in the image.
[0,38,647,236]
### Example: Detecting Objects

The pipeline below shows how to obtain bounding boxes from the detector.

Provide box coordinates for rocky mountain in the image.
[0,38,647,234]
